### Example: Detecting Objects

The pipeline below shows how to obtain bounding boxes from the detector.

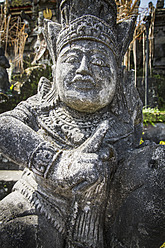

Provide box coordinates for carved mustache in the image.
[70,75,96,86]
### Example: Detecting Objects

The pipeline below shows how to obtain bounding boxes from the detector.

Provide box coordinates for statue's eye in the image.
[63,55,78,63]
[91,57,107,67]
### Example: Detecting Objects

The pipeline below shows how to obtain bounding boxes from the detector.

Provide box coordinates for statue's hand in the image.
[50,120,110,191]
[53,150,100,191]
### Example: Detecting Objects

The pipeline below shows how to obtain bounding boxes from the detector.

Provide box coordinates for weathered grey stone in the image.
[107,143,165,248]
[153,4,165,75]
[0,0,164,248]
[143,123,165,143]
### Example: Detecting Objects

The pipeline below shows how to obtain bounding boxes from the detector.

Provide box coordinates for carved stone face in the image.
[56,40,117,113]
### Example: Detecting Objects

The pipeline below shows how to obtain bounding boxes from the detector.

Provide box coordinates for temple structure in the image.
[133,0,165,108]
[8,0,60,21]
[153,0,165,75]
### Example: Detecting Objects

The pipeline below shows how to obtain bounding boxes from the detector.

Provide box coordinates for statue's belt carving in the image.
[13,174,66,234]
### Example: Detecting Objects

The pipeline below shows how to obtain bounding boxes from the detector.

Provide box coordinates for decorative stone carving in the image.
[153,2,165,75]
[0,48,10,94]
[32,12,48,65]
[0,0,165,248]
[156,0,164,9]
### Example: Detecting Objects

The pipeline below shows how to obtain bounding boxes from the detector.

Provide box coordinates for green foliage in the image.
[143,107,165,126]
[153,74,161,79]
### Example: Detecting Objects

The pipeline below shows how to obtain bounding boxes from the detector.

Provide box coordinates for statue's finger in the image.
[80,120,109,153]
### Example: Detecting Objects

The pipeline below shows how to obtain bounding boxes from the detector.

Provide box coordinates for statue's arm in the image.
[0,98,61,178]
[0,114,44,167]
[0,107,112,191]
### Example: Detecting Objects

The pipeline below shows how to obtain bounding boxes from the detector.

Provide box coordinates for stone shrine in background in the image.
[0,48,10,94]
[153,0,165,75]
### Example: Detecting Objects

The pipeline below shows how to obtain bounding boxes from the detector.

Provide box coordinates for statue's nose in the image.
[76,55,90,75]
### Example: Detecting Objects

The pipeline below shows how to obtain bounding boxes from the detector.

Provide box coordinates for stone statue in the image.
[32,12,48,65]
[0,0,165,248]
[156,0,164,9]
[0,47,10,93]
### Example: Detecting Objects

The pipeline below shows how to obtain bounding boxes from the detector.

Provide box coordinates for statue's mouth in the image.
[70,75,95,90]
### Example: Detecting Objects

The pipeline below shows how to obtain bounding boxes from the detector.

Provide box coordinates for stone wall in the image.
[153,6,165,75]
[137,77,158,108]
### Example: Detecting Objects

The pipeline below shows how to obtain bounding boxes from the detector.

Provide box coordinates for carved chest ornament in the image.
[38,104,112,148]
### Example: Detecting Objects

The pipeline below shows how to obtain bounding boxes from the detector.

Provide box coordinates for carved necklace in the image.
[38,103,111,148]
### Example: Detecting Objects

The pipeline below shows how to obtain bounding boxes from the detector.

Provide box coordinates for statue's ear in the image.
[117,16,136,64]
[43,19,62,64]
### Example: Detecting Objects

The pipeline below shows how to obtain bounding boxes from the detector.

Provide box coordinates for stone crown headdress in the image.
[43,0,138,65]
